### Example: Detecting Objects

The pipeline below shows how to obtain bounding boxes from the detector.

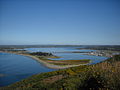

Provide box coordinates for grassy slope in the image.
[1,55,120,90]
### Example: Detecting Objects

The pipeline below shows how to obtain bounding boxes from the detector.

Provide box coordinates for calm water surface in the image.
[0,53,55,87]
[0,47,107,86]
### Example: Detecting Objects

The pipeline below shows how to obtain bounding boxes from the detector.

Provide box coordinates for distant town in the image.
[84,50,120,57]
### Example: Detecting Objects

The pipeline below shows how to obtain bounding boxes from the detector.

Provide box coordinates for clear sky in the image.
[0,0,120,45]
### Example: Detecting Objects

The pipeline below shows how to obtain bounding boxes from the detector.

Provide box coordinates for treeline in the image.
[30,52,53,56]
[78,45,120,51]
[0,45,82,49]
[1,55,120,90]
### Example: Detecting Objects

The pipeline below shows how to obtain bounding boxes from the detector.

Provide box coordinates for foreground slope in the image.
[1,55,120,90]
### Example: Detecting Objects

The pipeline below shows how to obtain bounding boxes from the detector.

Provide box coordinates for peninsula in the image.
[0,49,90,69]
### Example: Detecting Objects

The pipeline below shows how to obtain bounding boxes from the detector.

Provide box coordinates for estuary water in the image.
[0,53,55,87]
[0,47,107,86]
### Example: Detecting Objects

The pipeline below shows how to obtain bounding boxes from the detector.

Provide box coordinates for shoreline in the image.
[23,54,89,69]
[0,51,90,69]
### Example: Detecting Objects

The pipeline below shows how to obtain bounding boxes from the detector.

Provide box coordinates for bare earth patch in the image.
[42,75,64,84]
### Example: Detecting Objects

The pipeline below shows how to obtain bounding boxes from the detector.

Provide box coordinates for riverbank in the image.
[0,51,90,69]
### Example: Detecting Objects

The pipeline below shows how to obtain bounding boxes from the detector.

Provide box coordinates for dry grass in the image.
[42,75,64,84]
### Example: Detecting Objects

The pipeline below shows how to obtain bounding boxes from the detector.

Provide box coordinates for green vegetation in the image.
[45,59,90,65]
[30,52,53,56]
[1,55,120,90]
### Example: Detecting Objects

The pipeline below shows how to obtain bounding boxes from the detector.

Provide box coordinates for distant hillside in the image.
[1,55,120,90]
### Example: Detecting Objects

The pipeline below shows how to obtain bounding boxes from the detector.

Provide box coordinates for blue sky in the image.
[0,0,120,45]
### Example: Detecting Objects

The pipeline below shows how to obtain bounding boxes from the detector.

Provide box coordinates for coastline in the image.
[0,51,90,69]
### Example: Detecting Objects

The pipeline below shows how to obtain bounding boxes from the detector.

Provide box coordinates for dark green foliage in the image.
[107,55,120,63]
[78,45,120,51]
[30,52,53,56]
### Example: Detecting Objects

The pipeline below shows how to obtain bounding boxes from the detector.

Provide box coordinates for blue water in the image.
[0,53,55,87]
[0,47,107,87]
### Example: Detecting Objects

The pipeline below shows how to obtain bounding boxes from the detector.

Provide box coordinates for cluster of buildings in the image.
[84,51,120,57]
